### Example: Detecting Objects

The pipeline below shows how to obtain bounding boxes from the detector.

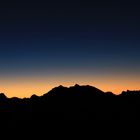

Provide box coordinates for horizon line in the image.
[0,84,140,99]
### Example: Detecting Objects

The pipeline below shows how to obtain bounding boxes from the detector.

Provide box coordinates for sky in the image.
[0,0,140,97]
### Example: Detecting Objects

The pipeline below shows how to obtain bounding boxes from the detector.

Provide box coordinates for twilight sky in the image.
[0,0,140,97]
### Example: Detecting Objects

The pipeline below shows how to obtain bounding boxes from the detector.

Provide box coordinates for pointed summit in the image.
[74,84,80,87]
[0,93,7,101]
[0,93,7,98]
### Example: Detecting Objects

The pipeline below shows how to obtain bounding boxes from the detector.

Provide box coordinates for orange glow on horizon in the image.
[0,74,140,98]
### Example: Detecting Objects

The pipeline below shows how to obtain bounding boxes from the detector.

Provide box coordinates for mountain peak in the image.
[0,93,7,99]
[74,84,80,87]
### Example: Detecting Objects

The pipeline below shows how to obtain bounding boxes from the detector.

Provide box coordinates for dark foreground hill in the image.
[0,84,140,127]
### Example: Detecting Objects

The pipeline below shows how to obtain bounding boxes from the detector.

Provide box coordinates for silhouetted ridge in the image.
[45,85,68,97]
[120,90,140,96]
[45,84,105,98]
[0,85,140,123]
[0,93,7,99]
[31,94,39,99]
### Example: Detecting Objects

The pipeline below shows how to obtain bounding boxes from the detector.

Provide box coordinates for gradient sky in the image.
[0,0,140,97]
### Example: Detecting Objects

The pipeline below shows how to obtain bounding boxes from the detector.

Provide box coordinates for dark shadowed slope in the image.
[0,84,140,127]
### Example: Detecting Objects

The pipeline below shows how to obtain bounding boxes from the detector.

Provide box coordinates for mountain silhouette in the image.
[0,84,140,128]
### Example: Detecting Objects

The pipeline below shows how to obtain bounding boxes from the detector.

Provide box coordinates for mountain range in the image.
[0,84,140,127]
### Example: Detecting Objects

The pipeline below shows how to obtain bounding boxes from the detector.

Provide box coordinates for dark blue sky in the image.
[0,0,140,97]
